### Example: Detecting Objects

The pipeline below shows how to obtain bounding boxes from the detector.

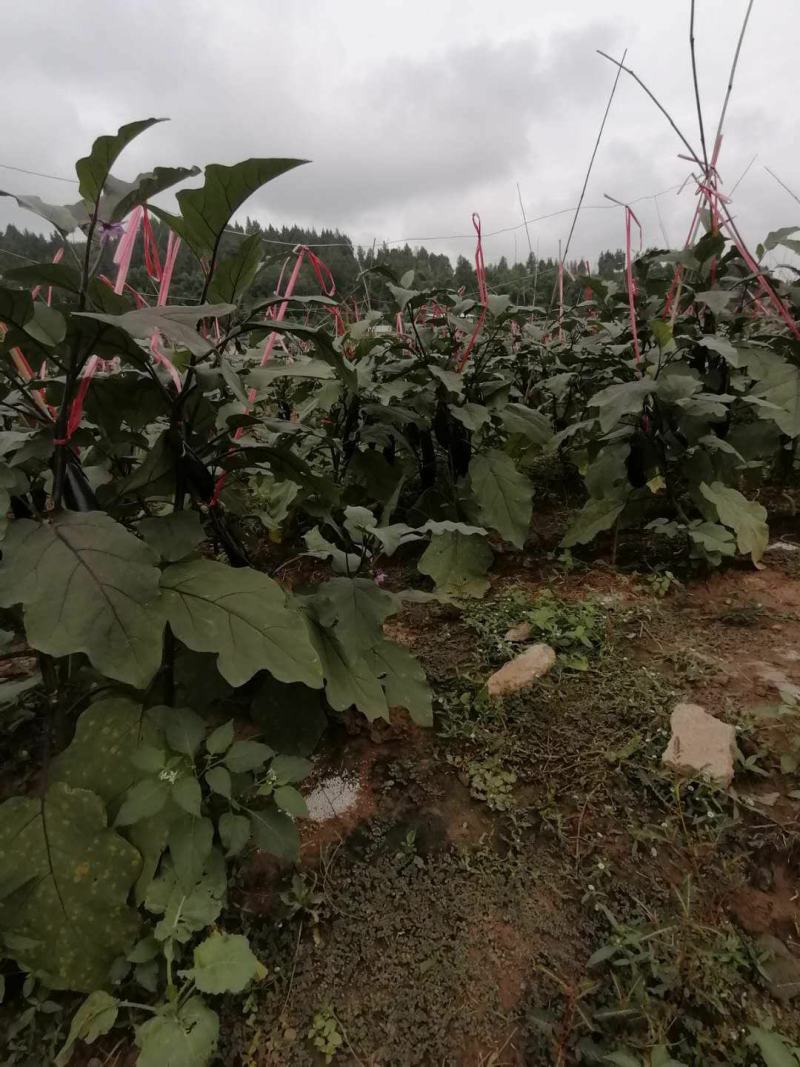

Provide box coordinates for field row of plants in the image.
[0,117,799,1063]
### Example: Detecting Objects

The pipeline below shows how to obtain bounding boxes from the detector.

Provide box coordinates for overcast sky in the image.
[1,0,799,269]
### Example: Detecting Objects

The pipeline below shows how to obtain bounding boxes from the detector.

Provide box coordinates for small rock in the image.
[504,622,532,642]
[757,934,800,1001]
[766,540,800,553]
[487,643,556,697]
[740,792,781,808]
[753,663,800,701]
[661,702,737,787]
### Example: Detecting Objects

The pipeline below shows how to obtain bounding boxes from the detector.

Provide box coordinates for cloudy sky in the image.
[1,0,798,269]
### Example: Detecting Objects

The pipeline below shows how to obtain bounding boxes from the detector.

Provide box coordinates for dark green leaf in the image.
[469,449,532,548]
[137,511,204,563]
[218,813,250,857]
[168,815,214,889]
[55,991,119,1066]
[205,767,232,799]
[562,494,626,548]
[224,740,273,773]
[190,932,262,994]
[76,118,166,204]
[270,755,312,784]
[205,719,234,755]
[155,158,307,259]
[249,807,299,861]
[0,784,141,991]
[115,779,170,827]
[0,192,88,234]
[273,785,308,817]
[418,530,492,598]
[0,513,163,688]
[160,559,323,688]
[135,997,218,1067]
[164,706,206,757]
[101,165,201,222]
[172,776,202,817]
[207,233,263,304]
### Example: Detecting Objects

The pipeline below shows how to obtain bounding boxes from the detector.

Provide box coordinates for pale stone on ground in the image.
[756,934,800,1002]
[487,643,556,697]
[504,622,532,642]
[661,702,737,787]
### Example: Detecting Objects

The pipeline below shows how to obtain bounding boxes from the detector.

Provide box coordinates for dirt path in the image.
[228,549,800,1066]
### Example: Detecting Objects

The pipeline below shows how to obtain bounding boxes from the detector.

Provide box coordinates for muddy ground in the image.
[208,531,800,1066]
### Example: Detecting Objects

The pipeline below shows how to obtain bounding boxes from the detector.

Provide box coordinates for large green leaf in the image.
[0,285,35,331]
[137,511,204,562]
[22,303,66,346]
[751,359,800,438]
[700,481,768,562]
[189,932,262,994]
[55,991,119,1066]
[501,404,553,445]
[76,118,165,204]
[115,779,170,827]
[0,192,89,235]
[589,379,652,433]
[469,450,532,548]
[76,304,235,358]
[417,530,493,597]
[247,358,335,390]
[313,577,398,655]
[561,494,626,548]
[368,638,433,726]
[0,783,141,991]
[306,617,389,720]
[0,513,164,688]
[207,232,263,304]
[747,1027,797,1067]
[219,812,250,857]
[249,806,300,861]
[168,814,214,890]
[51,696,162,804]
[135,997,219,1067]
[3,262,82,294]
[251,677,327,756]
[155,158,307,258]
[160,559,323,688]
[100,166,201,222]
[65,315,151,371]
[145,859,223,943]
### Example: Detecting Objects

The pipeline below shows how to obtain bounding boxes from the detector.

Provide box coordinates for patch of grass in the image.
[525,879,778,1066]
[463,755,517,811]
[462,589,607,671]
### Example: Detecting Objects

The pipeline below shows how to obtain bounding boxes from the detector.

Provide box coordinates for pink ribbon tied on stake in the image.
[624,204,643,368]
[455,213,488,372]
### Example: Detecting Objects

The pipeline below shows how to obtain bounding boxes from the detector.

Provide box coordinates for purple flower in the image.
[98,220,125,246]
[374,568,387,586]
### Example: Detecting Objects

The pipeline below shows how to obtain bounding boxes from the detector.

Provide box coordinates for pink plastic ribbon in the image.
[625,206,643,366]
[157,232,181,306]
[455,214,488,371]
[54,356,99,444]
[209,243,339,506]
[113,206,144,295]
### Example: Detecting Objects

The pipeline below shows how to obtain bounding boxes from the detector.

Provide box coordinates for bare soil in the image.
[221,541,800,1066]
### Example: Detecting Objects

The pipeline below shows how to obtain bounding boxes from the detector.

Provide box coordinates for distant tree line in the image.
[0,219,628,310]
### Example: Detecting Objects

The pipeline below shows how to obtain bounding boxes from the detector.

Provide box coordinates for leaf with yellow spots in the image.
[51,696,163,805]
[0,783,141,992]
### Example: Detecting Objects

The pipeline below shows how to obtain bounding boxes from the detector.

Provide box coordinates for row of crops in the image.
[0,119,799,1062]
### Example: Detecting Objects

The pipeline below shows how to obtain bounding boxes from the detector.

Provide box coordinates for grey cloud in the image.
[1,0,799,269]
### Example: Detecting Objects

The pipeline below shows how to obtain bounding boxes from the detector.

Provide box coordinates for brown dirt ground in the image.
[218,541,800,1066]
